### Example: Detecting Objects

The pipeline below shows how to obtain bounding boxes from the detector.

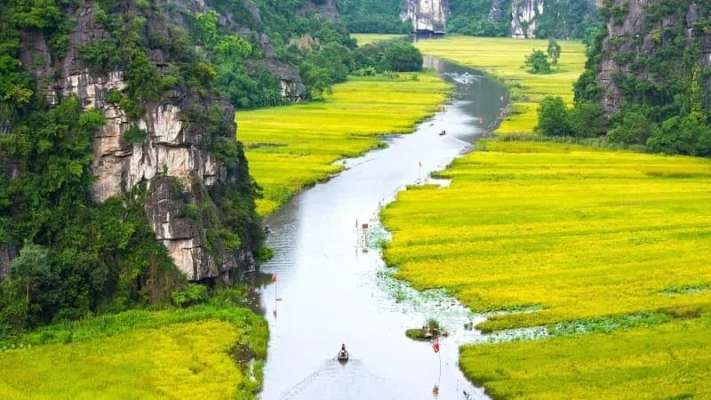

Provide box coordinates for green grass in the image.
[239,73,450,216]
[415,36,586,134]
[351,33,406,45]
[0,307,268,399]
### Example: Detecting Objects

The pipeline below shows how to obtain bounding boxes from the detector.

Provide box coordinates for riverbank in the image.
[239,73,450,216]
[0,305,268,399]
[379,36,711,398]
[415,36,585,134]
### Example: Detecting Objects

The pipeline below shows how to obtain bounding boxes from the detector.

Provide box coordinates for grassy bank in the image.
[415,36,585,134]
[0,307,268,399]
[239,73,450,216]
[379,36,711,398]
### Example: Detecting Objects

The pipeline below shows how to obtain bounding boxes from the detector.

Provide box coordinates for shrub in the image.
[171,284,208,308]
[607,109,653,145]
[524,49,552,74]
[536,96,571,136]
[569,101,609,138]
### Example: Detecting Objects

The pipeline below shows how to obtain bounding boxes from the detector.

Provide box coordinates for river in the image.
[256,57,508,400]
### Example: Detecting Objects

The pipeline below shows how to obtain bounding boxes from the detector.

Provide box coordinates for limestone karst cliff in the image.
[8,0,264,283]
[511,0,544,38]
[593,0,711,113]
[401,0,449,33]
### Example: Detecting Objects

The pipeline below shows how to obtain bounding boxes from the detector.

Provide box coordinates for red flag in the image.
[272,274,277,283]
[432,340,440,353]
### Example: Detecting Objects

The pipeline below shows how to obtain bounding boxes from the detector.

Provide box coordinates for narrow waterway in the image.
[257,57,508,400]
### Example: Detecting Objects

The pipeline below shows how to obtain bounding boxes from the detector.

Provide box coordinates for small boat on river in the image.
[337,344,349,362]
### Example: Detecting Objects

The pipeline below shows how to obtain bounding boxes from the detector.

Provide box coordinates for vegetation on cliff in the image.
[549,0,711,157]
[338,0,599,39]
[0,0,269,335]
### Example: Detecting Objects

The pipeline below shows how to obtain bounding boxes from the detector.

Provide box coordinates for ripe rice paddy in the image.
[0,307,268,399]
[382,140,711,398]
[239,74,450,216]
[415,36,586,134]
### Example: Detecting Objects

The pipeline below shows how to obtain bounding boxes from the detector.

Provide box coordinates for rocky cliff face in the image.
[10,1,258,282]
[511,0,544,38]
[401,0,449,33]
[597,0,711,113]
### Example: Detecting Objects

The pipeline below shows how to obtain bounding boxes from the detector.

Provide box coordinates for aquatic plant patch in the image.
[0,307,268,400]
[414,37,586,134]
[239,73,450,215]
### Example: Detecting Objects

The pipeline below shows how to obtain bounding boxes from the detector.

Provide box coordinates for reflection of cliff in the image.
[401,0,449,33]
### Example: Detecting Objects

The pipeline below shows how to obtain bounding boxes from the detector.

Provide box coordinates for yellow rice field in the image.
[383,141,711,330]
[0,308,267,399]
[239,74,450,215]
[382,140,711,397]
[415,36,586,134]
[461,314,711,399]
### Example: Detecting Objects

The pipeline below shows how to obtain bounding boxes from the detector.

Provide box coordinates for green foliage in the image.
[533,0,601,39]
[337,0,410,33]
[569,101,608,138]
[547,38,561,65]
[448,0,512,37]
[573,0,711,158]
[171,284,208,307]
[607,107,653,145]
[536,96,571,136]
[123,125,145,145]
[524,49,552,74]
[647,111,711,156]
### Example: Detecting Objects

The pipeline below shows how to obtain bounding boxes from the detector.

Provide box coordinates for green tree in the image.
[569,101,608,138]
[607,108,652,145]
[547,38,562,65]
[9,243,53,304]
[524,49,552,74]
[536,96,571,136]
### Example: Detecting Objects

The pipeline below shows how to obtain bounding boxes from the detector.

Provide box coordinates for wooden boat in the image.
[337,350,349,362]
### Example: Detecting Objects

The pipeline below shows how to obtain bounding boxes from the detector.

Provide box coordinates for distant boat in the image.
[439,130,446,136]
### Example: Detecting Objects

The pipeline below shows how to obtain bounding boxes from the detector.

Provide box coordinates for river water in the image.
[256,57,508,400]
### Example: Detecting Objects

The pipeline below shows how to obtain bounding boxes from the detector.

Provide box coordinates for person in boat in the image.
[339,344,348,359]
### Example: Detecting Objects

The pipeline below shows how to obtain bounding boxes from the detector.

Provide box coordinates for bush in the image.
[607,109,653,145]
[536,96,571,136]
[524,49,552,74]
[171,284,208,308]
[569,101,609,138]
[647,111,711,156]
